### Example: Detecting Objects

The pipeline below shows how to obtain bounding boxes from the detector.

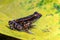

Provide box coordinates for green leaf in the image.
[0,0,60,40]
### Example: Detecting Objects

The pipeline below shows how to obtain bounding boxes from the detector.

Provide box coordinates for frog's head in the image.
[33,12,42,19]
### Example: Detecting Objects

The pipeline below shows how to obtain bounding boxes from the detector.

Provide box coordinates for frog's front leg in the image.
[22,23,32,34]
[28,24,36,29]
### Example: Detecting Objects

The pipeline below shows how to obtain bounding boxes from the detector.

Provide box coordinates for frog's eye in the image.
[34,12,38,14]
[34,12,39,16]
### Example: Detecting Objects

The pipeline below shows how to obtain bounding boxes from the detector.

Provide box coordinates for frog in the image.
[8,12,42,33]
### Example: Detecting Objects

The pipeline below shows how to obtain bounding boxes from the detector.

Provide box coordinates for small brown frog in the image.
[8,12,42,33]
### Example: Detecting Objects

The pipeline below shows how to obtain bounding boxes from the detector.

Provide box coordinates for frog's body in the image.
[8,12,42,33]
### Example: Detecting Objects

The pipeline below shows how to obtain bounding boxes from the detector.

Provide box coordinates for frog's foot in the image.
[24,29,33,34]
